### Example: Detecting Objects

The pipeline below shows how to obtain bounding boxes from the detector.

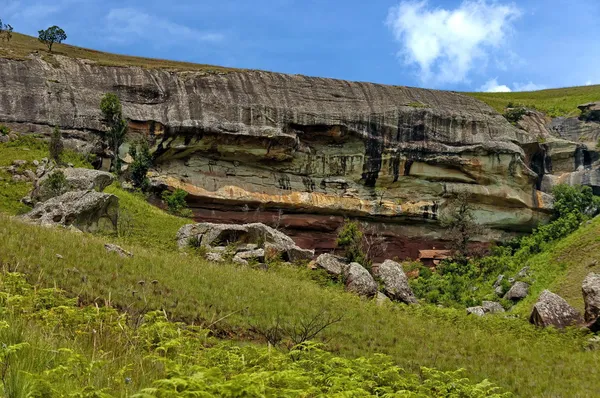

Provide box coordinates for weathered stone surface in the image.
[104,244,133,258]
[21,190,118,233]
[342,262,378,298]
[0,55,557,260]
[582,273,600,327]
[234,249,265,262]
[516,267,530,279]
[314,253,347,277]
[529,290,583,328]
[376,292,391,306]
[467,306,486,317]
[376,260,417,304]
[176,222,314,262]
[32,168,115,202]
[482,301,505,314]
[205,252,225,263]
[504,281,529,301]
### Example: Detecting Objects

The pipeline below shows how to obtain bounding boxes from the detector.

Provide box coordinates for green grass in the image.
[1,32,237,73]
[0,216,598,397]
[466,85,600,117]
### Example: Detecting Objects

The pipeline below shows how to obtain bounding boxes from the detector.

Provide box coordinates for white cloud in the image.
[513,82,547,92]
[480,78,511,92]
[386,0,520,84]
[106,8,224,46]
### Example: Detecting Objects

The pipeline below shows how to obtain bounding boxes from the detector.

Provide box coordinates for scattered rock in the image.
[205,252,225,263]
[0,135,8,143]
[313,253,347,277]
[516,266,530,279]
[582,273,600,331]
[493,274,504,288]
[234,249,265,262]
[176,222,314,262]
[12,175,27,183]
[376,259,417,304]
[232,256,249,266]
[12,160,27,167]
[342,262,378,298]
[32,160,39,167]
[21,190,119,233]
[504,281,529,301]
[104,243,133,258]
[529,290,583,329]
[56,254,63,259]
[482,301,505,314]
[376,292,391,306]
[23,169,37,182]
[32,168,115,203]
[467,306,486,317]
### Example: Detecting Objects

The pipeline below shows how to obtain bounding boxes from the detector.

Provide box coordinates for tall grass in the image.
[0,216,597,397]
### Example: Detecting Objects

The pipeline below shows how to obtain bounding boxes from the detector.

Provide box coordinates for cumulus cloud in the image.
[480,78,511,92]
[106,8,224,46]
[386,0,520,84]
[513,82,547,92]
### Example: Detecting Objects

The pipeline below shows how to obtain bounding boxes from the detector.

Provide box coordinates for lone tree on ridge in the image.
[38,26,67,52]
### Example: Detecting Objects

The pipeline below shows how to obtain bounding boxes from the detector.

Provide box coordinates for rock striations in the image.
[0,55,590,258]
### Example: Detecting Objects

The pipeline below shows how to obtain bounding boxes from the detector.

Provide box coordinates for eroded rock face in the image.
[342,262,378,298]
[376,260,417,304]
[176,222,314,262]
[32,168,115,203]
[21,190,118,233]
[529,290,583,329]
[0,55,557,260]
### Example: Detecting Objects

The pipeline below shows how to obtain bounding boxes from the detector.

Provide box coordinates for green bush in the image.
[336,220,369,268]
[502,107,527,124]
[129,142,152,190]
[162,189,192,217]
[49,126,63,163]
[0,125,9,136]
[43,170,67,197]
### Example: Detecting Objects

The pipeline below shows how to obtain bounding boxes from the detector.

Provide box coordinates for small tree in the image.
[0,20,13,42]
[49,126,64,163]
[129,142,152,190]
[43,170,67,197]
[337,220,368,267]
[440,191,483,261]
[162,189,192,217]
[38,26,67,52]
[100,93,128,173]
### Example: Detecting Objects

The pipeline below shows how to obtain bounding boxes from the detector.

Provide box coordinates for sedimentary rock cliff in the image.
[0,53,564,258]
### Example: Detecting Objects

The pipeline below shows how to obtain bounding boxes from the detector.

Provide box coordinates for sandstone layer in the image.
[1,54,594,258]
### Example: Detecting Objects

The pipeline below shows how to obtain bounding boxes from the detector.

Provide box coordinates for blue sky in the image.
[3,0,600,91]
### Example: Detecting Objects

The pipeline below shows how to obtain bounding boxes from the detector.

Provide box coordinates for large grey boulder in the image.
[582,273,600,331]
[342,262,378,298]
[314,253,347,277]
[21,190,118,233]
[467,306,486,317]
[529,290,583,329]
[482,301,505,314]
[376,260,417,304]
[177,222,314,262]
[32,168,115,203]
[504,281,529,301]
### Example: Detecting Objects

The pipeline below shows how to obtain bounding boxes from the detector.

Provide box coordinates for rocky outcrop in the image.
[176,222,314,262]
[582,273,600,331]
[21,190,118,233]
[529,290,583,329]
[504,281,529,301]
[342,262,378,298]
[313,253,347,277]
[0,54,559,260]
[376,260,417,304]
[32,168,115,203]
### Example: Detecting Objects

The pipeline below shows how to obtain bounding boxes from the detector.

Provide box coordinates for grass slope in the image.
[0,216,598,397]
[466,85,600,117]
[0,32,236,73]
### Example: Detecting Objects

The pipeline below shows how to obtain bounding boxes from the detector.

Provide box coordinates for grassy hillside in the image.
[0,32,236,73]
[466,85,600,117]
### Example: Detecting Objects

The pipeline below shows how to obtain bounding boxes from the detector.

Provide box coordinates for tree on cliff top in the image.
[0,19,13,42]
[38,25,67,52]
[100,93,128,173]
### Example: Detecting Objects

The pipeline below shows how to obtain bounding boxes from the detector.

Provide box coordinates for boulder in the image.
[234,249,265,262]
[314,253,347,277]
[205,252,225,263]
[21,190,118,233]
[32,168,115,203]
[582,273,600,330]
[176,222,314,262]
[376,292,391,306]
[516,266,530,279]
[504,281,529,301]
[342,262,378,298]
[376,260,417,304]
[482,301,505,314]
[467,306,486,317]
[104,244,133,258]
[529,290,583,329]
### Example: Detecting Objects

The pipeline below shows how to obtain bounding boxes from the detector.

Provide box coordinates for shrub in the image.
[43,171,67,197]
[503,107,527,124]
[336,220,369,267]
[0,125,9,136]
[129,142,152,190]
[49,126,63,163]
[0,19,13,42]
[100,93,127,173]
[162,189,192,217]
